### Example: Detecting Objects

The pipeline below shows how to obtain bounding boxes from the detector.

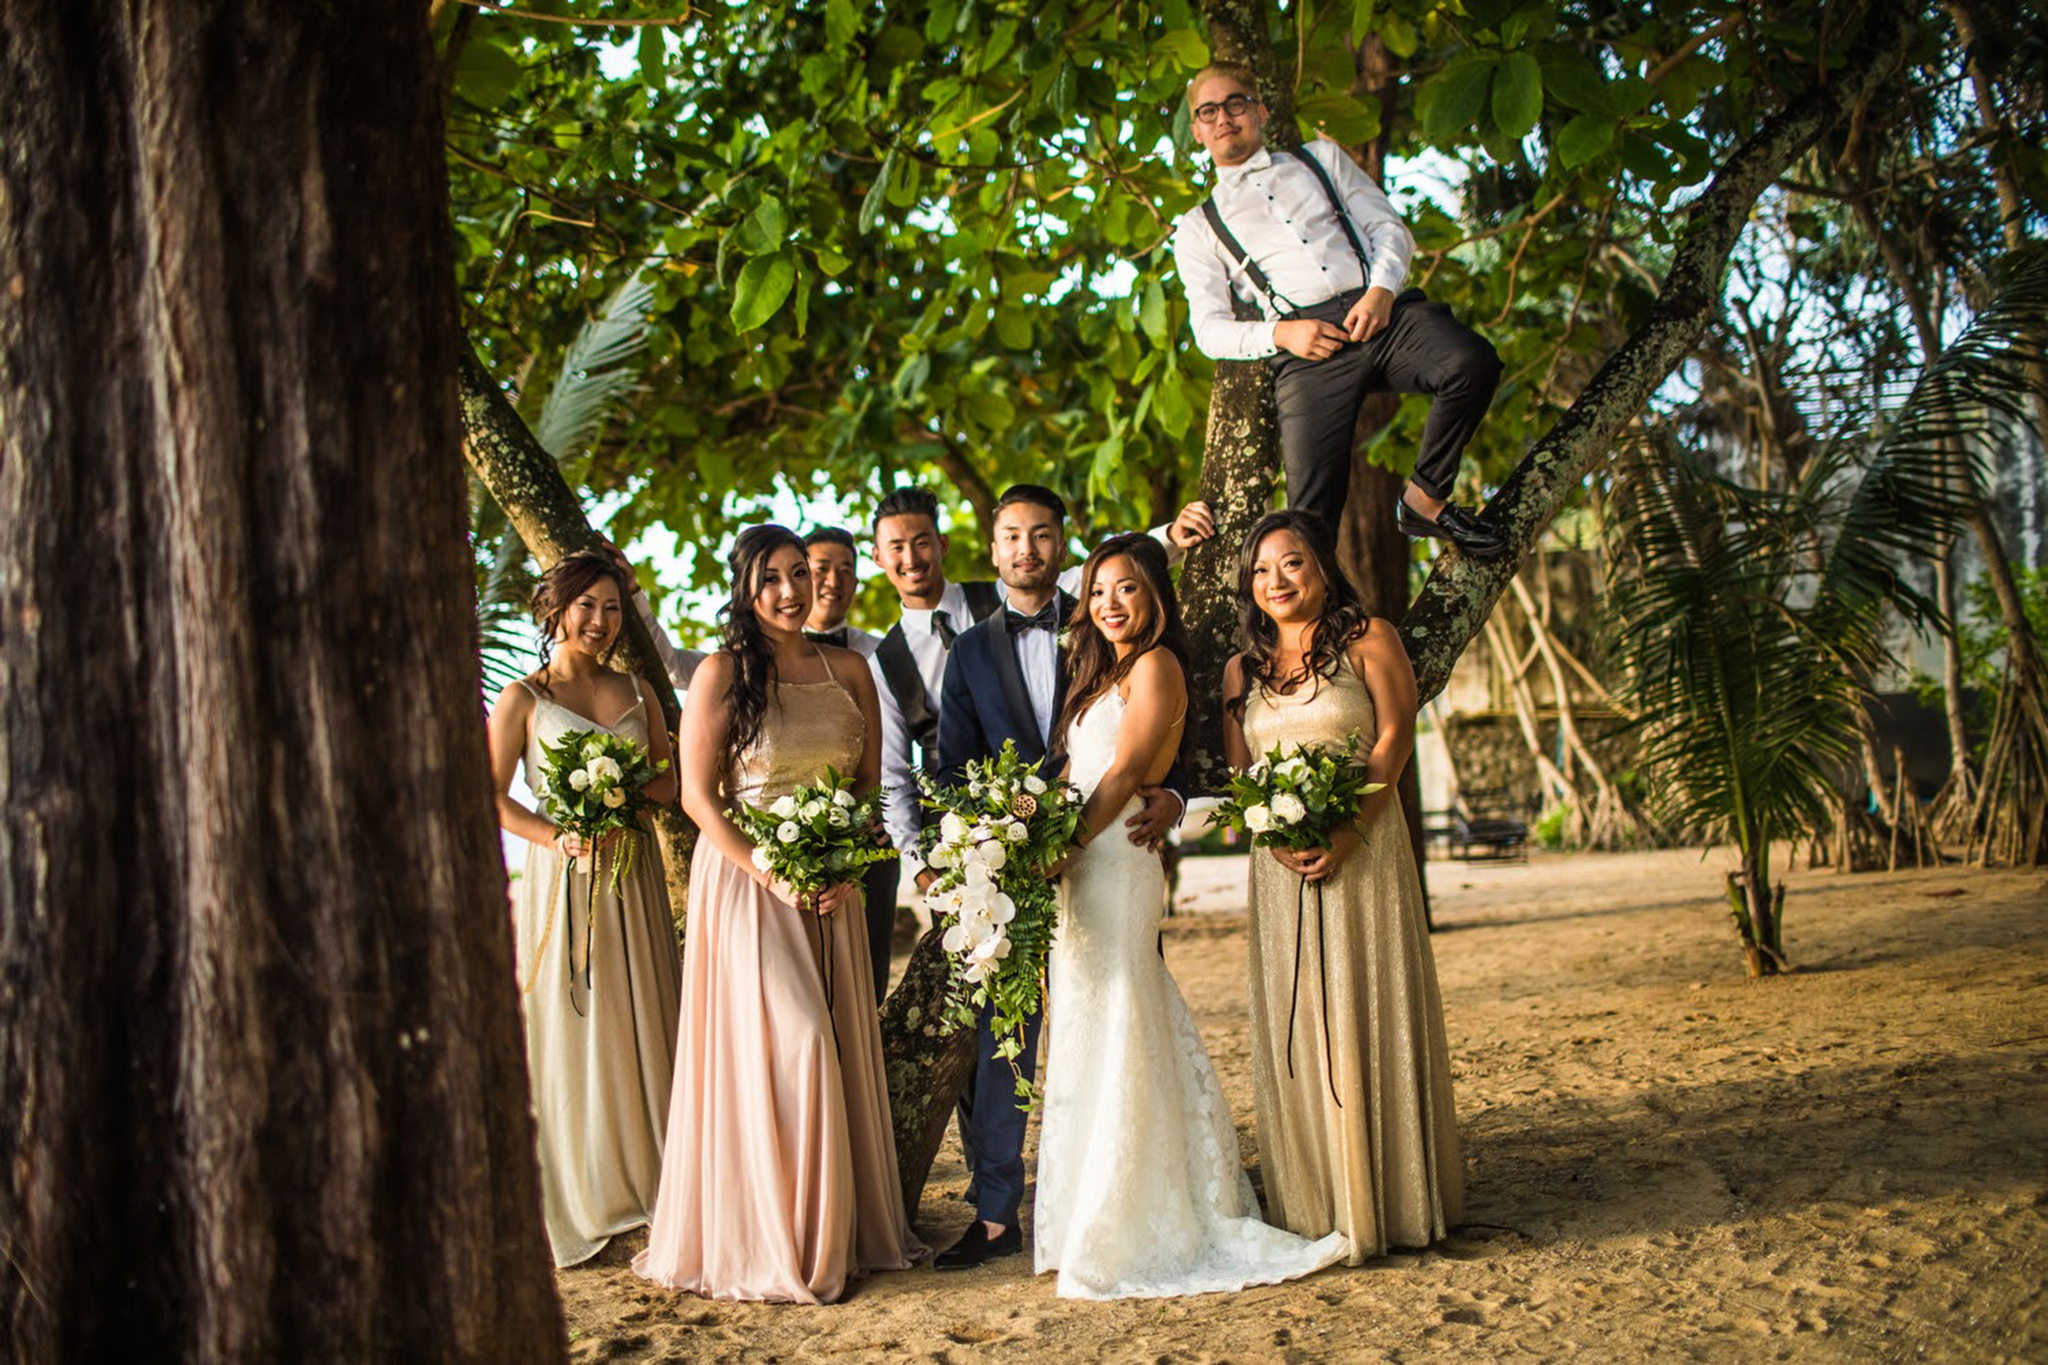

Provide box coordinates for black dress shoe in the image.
[934,1221,1023,1271]
[1396,499,1509,559]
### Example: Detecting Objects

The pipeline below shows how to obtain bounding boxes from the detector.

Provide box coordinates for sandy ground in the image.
[558,848,2048,1363]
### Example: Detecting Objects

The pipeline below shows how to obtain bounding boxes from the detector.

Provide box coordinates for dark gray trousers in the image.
[1270,287,1502,533]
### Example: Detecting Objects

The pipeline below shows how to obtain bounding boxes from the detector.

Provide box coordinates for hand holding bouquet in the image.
[918,742,1084,1098]
[533,727,669,1012]
[730,767,895,911]
[537,728,669,892]
[1213,736,1384,878]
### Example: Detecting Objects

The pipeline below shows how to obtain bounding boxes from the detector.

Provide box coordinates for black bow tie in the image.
[805,627,848,648]
[1005,602,1059,633]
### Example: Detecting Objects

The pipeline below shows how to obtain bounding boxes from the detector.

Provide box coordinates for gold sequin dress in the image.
[1241,662,1462,1262]
[634,680,924,1303]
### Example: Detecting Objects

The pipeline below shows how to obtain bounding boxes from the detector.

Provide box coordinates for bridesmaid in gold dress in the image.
[1221,509,1462,1263]
[635,525,924,1303]
[487,551,681,1268]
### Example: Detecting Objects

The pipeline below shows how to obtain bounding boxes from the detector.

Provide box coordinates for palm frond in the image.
[531,265,659,463]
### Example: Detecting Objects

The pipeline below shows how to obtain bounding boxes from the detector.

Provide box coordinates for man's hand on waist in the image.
[1274,317,1348,361]
[1345,286,1395,343]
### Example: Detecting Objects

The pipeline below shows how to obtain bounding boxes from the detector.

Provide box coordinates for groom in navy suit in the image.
[931,484,1193,1269]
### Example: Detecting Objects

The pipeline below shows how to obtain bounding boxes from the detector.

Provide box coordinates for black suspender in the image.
[1199,146,1373,316]
[875,580,1007,765]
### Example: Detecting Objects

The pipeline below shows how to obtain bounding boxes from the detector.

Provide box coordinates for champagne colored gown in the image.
[1240,663,1463,1263]
[513,680,682,1268]
[634,679,924,1303]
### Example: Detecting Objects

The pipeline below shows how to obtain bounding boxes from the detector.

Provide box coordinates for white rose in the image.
[751,845,772,872]
[1271,793,1307,825]
[1249,761,1270,781]
[827,806,850,828]
[940,812,968,844]
[568,768,592,792]
[587,756,623,785]
[1003,821,1027,843]
[602,788,627,809]
[1024,774,1047,795]
[582,739,605,760]
[1279,756,1309,780]
[1244,804,1273,834]
[775,820,801,844]
[833,787,857,808]
[770,795,800,819]
[800,799,826,822]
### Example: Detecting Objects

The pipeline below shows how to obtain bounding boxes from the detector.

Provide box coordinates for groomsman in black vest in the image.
[1171,61,1507,558]
[919,484,1199,1271]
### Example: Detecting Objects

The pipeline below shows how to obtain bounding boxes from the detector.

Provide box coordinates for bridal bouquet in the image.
[537,728,669,893]
[729,768,895,899]
[1212,736,1384,851]
[918,743,1084,1097]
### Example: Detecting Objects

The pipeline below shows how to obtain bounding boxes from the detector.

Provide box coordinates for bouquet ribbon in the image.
[799,892,842,1059]
[1285,874,1343,1110]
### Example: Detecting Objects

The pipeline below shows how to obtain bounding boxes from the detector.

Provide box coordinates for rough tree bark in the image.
[1180,0,1299,784]
[0,4,564,1361]
[457,342,697,913]
[1397,0,1921,703]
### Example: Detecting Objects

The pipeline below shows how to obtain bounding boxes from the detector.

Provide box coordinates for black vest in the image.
[873,579,1003,769]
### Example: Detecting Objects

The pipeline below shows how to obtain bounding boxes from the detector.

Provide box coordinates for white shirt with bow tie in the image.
[1172,136,1416,361]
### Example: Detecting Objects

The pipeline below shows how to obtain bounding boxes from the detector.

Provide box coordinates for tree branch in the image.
[1400,0,1920,703]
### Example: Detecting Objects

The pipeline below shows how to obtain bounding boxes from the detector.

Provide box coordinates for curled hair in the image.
[1229,510,1369,716]
[717,523,809,758]
[1056,533,1191,742]
[529,549,631,696]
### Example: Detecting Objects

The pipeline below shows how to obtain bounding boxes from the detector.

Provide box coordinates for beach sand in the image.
[557,848,2048,1362]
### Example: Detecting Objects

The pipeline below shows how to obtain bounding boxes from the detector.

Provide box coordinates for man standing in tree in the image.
[1172,62,1507,559]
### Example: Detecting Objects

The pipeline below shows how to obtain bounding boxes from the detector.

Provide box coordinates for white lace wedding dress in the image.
[1033,690,1348,1299]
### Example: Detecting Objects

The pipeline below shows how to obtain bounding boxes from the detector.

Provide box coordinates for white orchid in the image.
[974,839,1008,872]
[940,812,968,844]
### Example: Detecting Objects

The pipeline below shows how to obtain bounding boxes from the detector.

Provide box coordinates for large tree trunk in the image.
[458,342,697,914]
[1180,0,1297,781]
[0,5,563,1361]
[1397,0,1920,702]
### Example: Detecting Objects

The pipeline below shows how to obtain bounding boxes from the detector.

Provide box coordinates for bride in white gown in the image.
[1034,534,1347,1300]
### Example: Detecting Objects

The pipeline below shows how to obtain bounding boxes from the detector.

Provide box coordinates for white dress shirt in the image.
[873,581,974,870]
[632,589,707,696]
[1003,588,1061,747]
[1172,136,1416,361]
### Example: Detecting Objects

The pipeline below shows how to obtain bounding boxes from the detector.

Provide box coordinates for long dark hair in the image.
[718,523,809,757]
[1056,533,1191,740]
[529,549,632,696]
[1230,509,1370,715]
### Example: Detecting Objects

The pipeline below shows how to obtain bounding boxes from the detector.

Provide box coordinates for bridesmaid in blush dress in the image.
[1222,510,1462,1263]
[486,550,681,1268]
[635,525,924,1303]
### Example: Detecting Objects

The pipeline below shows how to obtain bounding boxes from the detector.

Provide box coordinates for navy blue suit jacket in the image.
[936,593,1075,785]
[936,594,1190,799]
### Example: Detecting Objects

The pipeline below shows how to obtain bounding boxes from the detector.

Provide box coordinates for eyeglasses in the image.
[1192,92,1258,125]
